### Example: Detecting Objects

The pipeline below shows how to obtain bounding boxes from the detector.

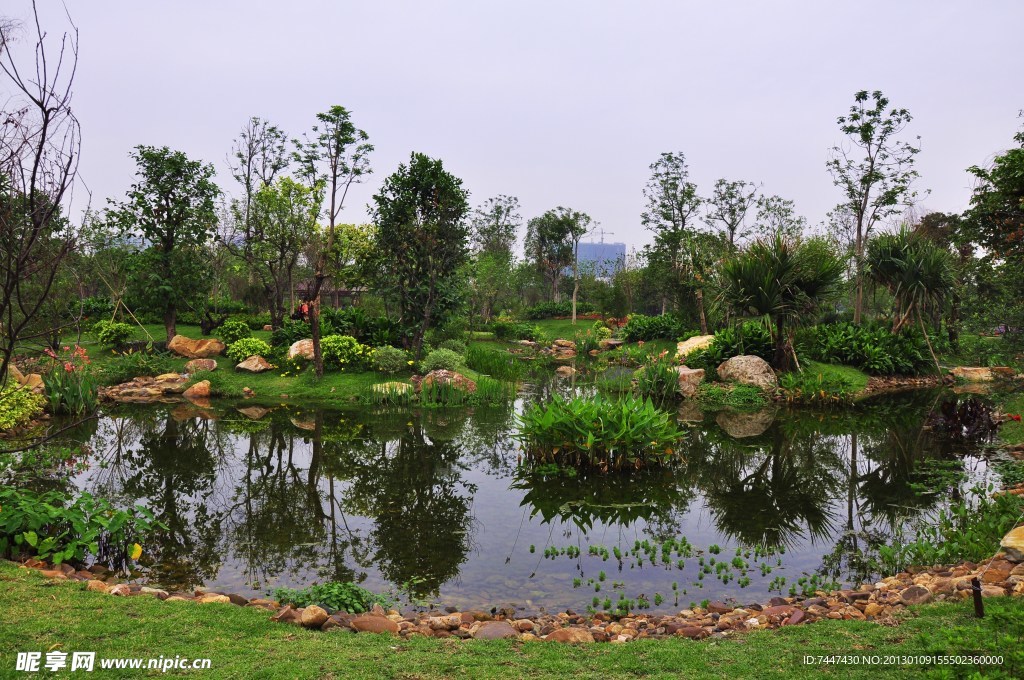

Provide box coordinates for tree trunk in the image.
[571,263,579,325]
[310,296,324,377]
[853,219,865,325]
[696,288,708,335]
[164,304,176,342]
[772,318,792,371]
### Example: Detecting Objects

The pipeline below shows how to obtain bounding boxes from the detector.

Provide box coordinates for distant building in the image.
[576,242,626,280]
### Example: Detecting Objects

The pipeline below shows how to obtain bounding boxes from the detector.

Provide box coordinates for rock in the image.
[674,366,704,398]
[717,355,778,391]
[242,387,255,399]
[8,363,25,384]
[227,593,249,606]
[271,605,301,624]
[109,584,132,596]
[546,627,594,643]
[950,366,995,382]
[716,408,777,438]
[555,365,576,377]
[420,370,477,394]
[981,559,1013,583]
[864,602,885,617]
[100,374,190,404]
[552,339,576,349]
[370,381,413,395]
[981,585,1007,598]
[784,609,806,625]
[427,614,462,630]
[350,614,399,635]
[262,325,273,332]
[300,605,329,628]
[598,339,624,350]
[237,406,271,420]
[706,601,732,614]
[140,587,169,599]
[674,626,708,639]
[900,585,932,605]
[199,594,231,604]
[168,335,225,359]
[677,335,715,359]
[23,374,44,392]
[236,355,273,373]
[1001,526,1024,562]
[183,380,211,399]
[288,339,315,361]
[85,580,110,593]
[184,358,217,373]
[472,621,518,640]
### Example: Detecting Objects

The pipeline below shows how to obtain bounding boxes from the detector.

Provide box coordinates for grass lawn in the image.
[1,562,1021,679]
[998,392,1024,446]
[531,318,596,340]
[802,360,871,394]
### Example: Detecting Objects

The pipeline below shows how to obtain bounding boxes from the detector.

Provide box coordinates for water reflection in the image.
[64,389,991,611]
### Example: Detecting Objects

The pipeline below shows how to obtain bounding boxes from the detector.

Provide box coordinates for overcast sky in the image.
[8,0,1024,250]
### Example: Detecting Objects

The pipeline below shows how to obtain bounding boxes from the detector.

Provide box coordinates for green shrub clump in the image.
[594,321,613,340]
[92,320,135,347]
[522,301,596,319]
[272,581,391,615]
[795,322,930,375]
[634,356,681,402]
[218,319,252,345]
[320,335,370,371]
[517,394,685,469]
[437,339,467,355]
[0,487,162,570]
[491,320,542,342]
[685,323,775,373]
[99,350,179,384]
[225,337,273,363]
[621,314,687,341]
[0,385,45,431]
[420,348,464,373]
[371,345,410,374]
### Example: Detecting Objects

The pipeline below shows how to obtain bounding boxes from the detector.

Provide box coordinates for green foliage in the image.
[877,488,1024,573]
[633,355,680,402]
[0,385,45,431]
[696,383,769,408]
[778,368,858,405]
[795,322,930,375]
[97,350,179,385]
[465,345,524,381]
[41,346,98,416]
[272,581,391,615]
[491,320,542,342]
[437,339,467,355]
[420,376,512,406]
[420,348,464,373]
[0,487,161,570]
[270,319,312,347]
[522,301,596,319]
[225,337,272,363]
[322,307,401,346]
[685,322,775,373]
[621,314,687,341]
[593,321,613,340]
[370,345,410,374]
[320,335,371,371]
[91,320,134,347]
[517,394,685,469]
[218,319,252,345]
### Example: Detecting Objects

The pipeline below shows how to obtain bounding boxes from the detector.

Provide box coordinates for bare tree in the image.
[0,2,80,385]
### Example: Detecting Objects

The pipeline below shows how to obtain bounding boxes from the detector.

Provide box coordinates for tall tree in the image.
[468,196,521,321]
[109,147,220,342]
[704,178,759,249]
[826,90,920,324]
[0,2,80,384]
[753,195,807,240]
[525,210,573,303]
[293,106,372,376]
[564,208,595,324]
[641,152,707,327]
[371,152,470,358]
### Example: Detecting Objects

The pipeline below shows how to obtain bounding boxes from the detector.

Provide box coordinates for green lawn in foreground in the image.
[0,562,1021,679]
[998,392,1024,446]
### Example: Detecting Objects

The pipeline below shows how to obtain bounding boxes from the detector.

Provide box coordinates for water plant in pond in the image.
[272,581,391,614]
[633,354,680,402]
[465,345,525,381]
[516,394,685,470]
[41,345,98,416]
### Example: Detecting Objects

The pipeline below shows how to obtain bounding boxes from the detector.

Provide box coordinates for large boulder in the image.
[418,370,477,394]
[182,380,211,400]
[100,374,188,403]
[950,366,995,382]
[184,358,217,373]
[236,355,273,373]
[168,335,225,359]
[717,355,778,391]
[288,339,315,361]
[677,335,715,359]
[1002,526,1024,562]
[674,366,704,398]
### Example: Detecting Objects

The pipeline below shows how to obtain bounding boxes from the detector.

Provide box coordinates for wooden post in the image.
[971,577,984,618]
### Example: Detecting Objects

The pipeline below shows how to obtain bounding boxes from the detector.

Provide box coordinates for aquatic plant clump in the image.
[516,394,685,470]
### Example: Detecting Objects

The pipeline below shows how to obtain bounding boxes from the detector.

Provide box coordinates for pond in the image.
[54,387,995,615]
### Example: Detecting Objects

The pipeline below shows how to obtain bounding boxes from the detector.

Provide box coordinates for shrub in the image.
[523,301,596,319]
[685,322,775,374]
[517,394,685,469]
[98,350,179,385]
[0,487,162,570]
[621,314,688,341]
[371,345,410,374]
[778,369,857,405]
[322,307,400,345]
[242,312,272,330]
[437,339,467,355]
[225,337,272,363]
[420,348,464,373]
[634,355,679,402]
[696,383,769,408]
[218,319,252,345]
[320,334,371,371]
[492,320,542,342]
[273,581,391,614]
[794,322,930,375]
[271,320,313,347]
[466,345,524,381]
[0,385,45,431]
[594,321,613,340]
[92,320,135,348]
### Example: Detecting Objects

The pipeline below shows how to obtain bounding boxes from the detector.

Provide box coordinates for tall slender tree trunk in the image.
[696,288,708,335]
[164,304,176,342]
[310,297,323,376]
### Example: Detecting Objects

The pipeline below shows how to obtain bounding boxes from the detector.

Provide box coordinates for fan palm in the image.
[866,227,955,373]
[719,233,844,371]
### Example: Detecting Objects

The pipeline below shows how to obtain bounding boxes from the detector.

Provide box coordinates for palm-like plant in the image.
[719,233,844,371]
[866,227,955,373]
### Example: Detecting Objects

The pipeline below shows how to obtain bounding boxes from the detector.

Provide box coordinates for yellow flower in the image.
[129,543,143,560]
[407,360,414,365]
